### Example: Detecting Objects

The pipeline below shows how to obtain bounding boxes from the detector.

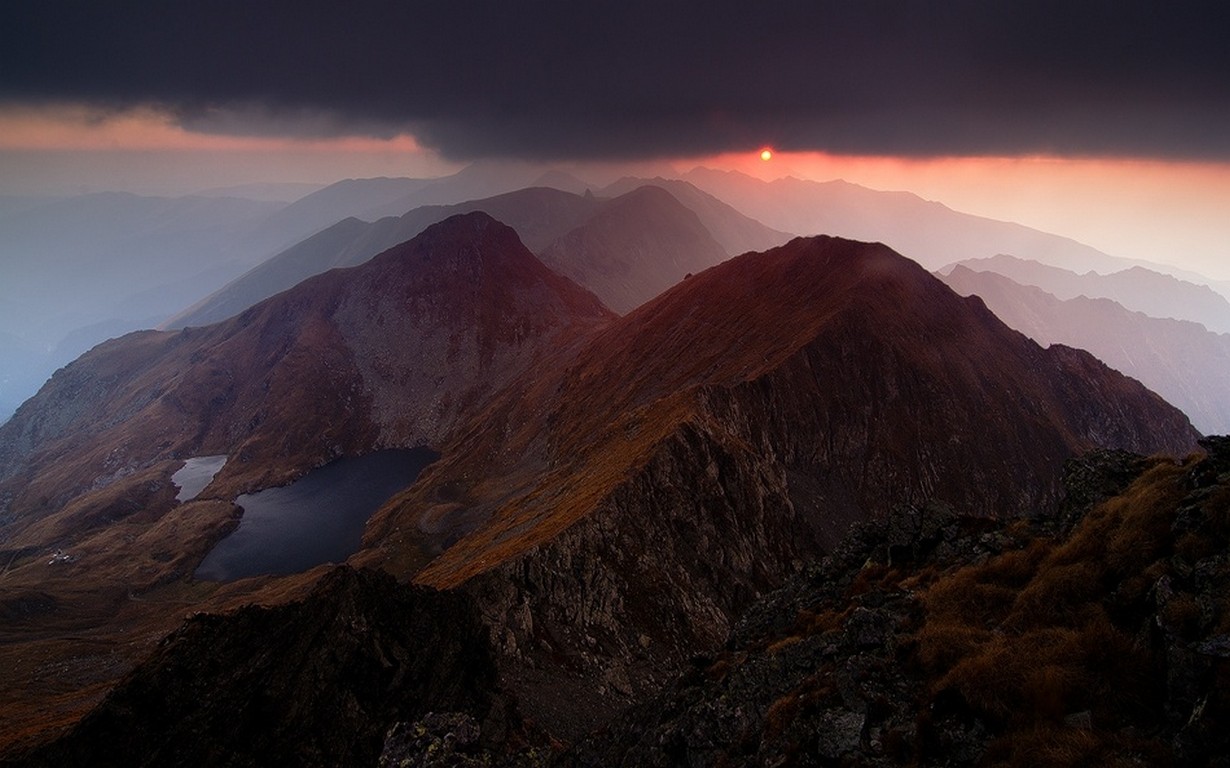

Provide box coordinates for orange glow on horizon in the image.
[684,149,1230,280]
[2,104,1228,280]
[0,104,427,154]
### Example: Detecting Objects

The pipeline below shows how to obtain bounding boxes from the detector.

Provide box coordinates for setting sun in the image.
[760,148,773,161]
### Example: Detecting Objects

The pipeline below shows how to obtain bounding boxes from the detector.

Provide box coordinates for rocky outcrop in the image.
[461,419,819,737]
[565,438,1230,766]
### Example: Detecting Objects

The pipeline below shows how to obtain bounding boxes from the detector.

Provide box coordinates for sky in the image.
[2,0,1229,277]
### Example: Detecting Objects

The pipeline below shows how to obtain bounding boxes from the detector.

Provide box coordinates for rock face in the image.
[364,235,1198,736]
[16,440,1230,767]
[942,265,1230,434]
[8,568,511,768]
[566,437,1230,767]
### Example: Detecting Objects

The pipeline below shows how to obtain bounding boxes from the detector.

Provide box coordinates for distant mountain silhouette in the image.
[169,183,760,327]
[0,191,290,421]
[942,265,1230,434]
[682,167,1211,280]
[244,176,433,248]
[539,185,730,313]
[599,176,792,255]
[166,187,603,329]
[943,254,1230,334]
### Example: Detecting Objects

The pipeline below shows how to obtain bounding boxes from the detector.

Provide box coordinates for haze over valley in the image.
[1,2,1228,765]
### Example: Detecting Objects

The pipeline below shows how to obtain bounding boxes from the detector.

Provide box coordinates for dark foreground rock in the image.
[564,438,1230,767]
[8,568,522,768]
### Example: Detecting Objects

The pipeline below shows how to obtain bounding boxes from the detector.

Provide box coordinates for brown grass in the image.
[763,693,801,740]
[981,725,1167,768]
[913,457,1190,749]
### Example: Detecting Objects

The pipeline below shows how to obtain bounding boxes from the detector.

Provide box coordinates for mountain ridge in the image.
[941,265,1230,434]
[943,254,1230,334]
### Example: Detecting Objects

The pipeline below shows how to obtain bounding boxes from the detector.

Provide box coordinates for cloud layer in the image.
[3,0,1228,160]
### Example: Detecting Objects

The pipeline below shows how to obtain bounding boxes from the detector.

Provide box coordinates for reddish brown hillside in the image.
[359,235,1198,733]
[0,212,612,578]
[0,213,614,751]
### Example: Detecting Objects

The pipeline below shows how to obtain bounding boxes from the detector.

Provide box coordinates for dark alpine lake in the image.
[194,448,436,581]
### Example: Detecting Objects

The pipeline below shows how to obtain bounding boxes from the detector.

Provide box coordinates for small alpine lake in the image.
[194,448,436,582]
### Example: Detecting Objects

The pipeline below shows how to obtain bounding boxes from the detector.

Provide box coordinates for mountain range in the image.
[1,210,1201,757]
[942,266,1230,435]
[0,162,1224,766]
[681,168,1230,291]
[168,180,786,328]
[941,254,1230,334]
[8,162,1225,425]
[0,163,603,422]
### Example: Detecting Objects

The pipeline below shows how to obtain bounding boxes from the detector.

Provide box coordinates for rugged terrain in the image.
[0,219,1206,760]
[566,437,1230,766]
[0,214,611,751]
[9,439,1227,767]
[359,234,1198,736]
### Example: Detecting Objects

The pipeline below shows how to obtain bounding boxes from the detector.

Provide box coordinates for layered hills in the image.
[682,168,1213,283]
[538,185,728,313]
[0,213,1205,758]
[357,234,1197,734]
[0,213,611,577]
[170,180,785,329]
[943,266,1230,434]
[943,254,1230,334]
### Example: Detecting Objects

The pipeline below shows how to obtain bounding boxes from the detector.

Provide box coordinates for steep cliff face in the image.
[365,235,1198,736]
[567,438,1230,767]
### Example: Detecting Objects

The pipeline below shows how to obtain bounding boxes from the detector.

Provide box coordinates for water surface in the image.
[172,455,228,502]
[194,448,435,581]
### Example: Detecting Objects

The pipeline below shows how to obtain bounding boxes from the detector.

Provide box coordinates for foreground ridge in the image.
[12,438,1228,766]
[568,436,1230,766]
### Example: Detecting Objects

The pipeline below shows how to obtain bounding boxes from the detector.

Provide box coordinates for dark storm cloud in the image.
[2,0,1229,160]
